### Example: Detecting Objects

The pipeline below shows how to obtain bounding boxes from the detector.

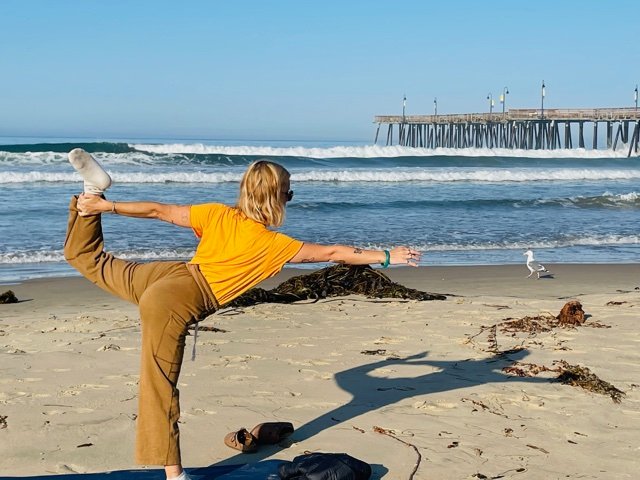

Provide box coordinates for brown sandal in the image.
[223,428,258,453]
[250,422,294,445]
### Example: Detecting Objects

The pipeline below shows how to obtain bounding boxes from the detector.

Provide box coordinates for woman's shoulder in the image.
[192,202,234,216]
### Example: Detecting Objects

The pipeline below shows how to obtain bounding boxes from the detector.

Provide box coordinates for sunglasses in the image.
[283,189,294,202]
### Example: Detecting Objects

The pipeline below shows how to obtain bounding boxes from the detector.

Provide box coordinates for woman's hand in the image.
[389,246,421,267]
[77,193,111,216]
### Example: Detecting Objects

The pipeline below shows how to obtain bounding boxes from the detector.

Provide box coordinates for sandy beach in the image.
[1,264,638,479]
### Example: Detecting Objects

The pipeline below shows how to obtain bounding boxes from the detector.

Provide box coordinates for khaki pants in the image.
[63,196,217,466]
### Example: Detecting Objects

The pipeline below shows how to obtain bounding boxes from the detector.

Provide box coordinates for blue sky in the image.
[1,0,638,142]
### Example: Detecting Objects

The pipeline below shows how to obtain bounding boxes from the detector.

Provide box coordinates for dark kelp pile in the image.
[0,290,18,304]
[226,264,446,308]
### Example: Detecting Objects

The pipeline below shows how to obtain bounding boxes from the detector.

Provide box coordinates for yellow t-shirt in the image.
[189,203,303,306]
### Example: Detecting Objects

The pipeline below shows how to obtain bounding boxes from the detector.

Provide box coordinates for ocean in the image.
[1,137,639,283]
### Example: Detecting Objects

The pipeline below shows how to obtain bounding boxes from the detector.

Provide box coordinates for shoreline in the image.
[1,264,638,478]
[4,263,638,300]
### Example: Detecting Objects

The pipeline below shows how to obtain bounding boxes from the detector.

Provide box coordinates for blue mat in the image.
[0,460,286,480]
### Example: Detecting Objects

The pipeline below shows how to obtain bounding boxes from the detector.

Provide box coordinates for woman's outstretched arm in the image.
[289,243,420,267]
[76,193,191,228]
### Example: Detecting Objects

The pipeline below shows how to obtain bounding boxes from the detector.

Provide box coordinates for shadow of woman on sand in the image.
[0,349,550,479]
[207,347,551,477]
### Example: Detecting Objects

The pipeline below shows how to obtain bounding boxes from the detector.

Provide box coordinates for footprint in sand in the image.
[221,354,262,363]
[78,384,110,389]
[286,359,332,367]
[372,336,406,345]
[60,389,81,396]
[221,375,259,382]
[412,400,459,411]
[55,464,86,474]
[253,390,275,397]
[298,368,332,381]
[190,408,217,415]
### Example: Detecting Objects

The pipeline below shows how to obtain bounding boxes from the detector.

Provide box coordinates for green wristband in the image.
[381,250,390,268]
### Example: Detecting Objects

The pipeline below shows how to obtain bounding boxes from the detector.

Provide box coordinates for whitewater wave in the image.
[294,191,640,210]
[3,168,640,185]
[132,143,633,159]
[3,234,637,265]
[0,249,195,264]
[291,168,640,183]
[422,234,640,252]
[533,191,640,208]
[0,139,634,159]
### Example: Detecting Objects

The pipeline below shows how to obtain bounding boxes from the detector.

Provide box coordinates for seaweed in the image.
[503,360,625,403]
[0,290,18,304]
[361,349,387,356]
[499,314,560,335]
[553,360,625,404]
[226,264,446,308]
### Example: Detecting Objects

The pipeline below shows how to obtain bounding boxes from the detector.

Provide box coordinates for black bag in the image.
[278,452,372,480]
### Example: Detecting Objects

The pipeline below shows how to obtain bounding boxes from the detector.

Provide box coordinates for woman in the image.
[64,148,420,480]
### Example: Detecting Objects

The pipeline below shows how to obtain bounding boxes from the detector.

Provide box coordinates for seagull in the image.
[523,249,550,279]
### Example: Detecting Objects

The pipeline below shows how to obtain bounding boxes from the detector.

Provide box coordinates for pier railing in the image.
[373,108,640,156]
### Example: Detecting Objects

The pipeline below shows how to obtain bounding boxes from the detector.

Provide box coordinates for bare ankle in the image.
[165,465,182,480]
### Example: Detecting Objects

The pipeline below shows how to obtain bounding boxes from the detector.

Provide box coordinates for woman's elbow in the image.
[326,246,346,263]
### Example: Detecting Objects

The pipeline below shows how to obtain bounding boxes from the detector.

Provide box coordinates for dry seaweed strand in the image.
[486,325,499,353]
[583,320,611,329]
[361,349,387,356]
[0,415,7,429]
[226,264,446,308]
[502,362,555,377]
[499,314,559,335]
[373,426,421,480]
[465,315,560,351]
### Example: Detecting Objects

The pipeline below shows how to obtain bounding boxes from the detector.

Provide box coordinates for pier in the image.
[374,108,640,157]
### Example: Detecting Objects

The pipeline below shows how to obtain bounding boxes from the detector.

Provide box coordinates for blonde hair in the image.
[236,160,290,227]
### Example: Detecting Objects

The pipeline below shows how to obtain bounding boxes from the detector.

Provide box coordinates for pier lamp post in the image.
[500,86,509,116]
[487,93,494,117]
[402,94,406,121]
[635,85,638,112]
[434,97,438,116]
[541,81,545,119]
[540,80,546,148]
